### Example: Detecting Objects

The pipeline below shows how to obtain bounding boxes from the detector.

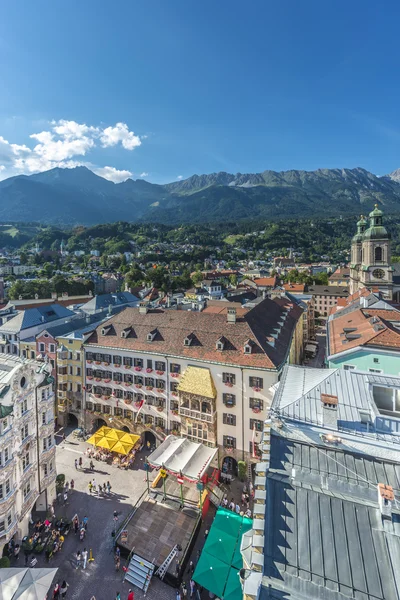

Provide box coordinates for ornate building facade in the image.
[0,355,56,553]
[350,206,395,300]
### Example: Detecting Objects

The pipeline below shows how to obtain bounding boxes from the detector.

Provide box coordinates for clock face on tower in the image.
[372,268,385,279]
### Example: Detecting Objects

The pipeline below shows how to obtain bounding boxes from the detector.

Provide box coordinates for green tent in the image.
[206,527,237,565]
[212,507,242,539]
[193,551,230,598]
[224,567,243,600]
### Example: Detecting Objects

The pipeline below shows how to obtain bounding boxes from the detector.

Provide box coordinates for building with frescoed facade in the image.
[0,355,56,554]
[82,297,303,469]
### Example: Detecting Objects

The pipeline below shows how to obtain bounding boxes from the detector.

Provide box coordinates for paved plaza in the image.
[28,431,176,600]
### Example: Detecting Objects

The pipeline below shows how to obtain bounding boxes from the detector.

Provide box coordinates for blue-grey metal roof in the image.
[272,366,400,441]
[260,432,400,600]
[0,303,75,333]
[80,292,139,313]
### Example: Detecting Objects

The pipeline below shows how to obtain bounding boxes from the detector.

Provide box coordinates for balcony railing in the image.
[179,407,216,423]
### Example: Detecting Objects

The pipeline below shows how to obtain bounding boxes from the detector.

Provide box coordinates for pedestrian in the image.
[115,555,120,571]
[62,433,66,443]
[190,579,195,598]
[83,515,88,530]
[14,544,20,560]
[74,459,78,470]
[76,550,81,569]
[90,460,94,471]
[53,582,60,599]
[204,529,209,540]
[176,591,181,600]
[116,593,121,600]
[115,546,120,558]
[188,560,194,575]
[82,548,88,569]
[79,456,83,468]
[229,498,235,511]
[223,497,228,508]
[127,589,134,600]
[107,481,111,494]
[60,581,69,599]
[63,491,68,505]
[181,582,187,598]
[73,517,79,534]
[103,483,107,493]
[88,482,92,494]
[235,503,240,514]
[70,479,74,490]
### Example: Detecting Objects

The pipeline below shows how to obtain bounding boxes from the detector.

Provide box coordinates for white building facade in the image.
[0,355,56,553]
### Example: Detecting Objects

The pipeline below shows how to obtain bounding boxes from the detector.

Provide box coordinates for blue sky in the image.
[0,0,399,183]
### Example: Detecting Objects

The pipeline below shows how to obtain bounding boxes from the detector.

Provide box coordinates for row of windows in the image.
[222,414,264,430]
[86,354,167,372]
[38,342,56,354]
[43,461,54,477]
[222,436,261,455]
[86,371,166,388]
[223,394,264,410]
[0,512,14,533]
[222,374,264,388]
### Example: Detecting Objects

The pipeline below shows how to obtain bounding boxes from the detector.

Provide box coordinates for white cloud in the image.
[177,175,183,180]
[0,166,5,172]
[0,119,144,181]
[100,122,142,150]
[139,172,149,178]
[94,166,132,183]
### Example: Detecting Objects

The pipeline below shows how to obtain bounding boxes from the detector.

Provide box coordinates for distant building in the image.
[328,266,350,286]
[79,292,140,316]
[307,285,349,317]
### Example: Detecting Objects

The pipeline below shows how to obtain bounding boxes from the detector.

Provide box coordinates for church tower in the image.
[359,205,393,300]
[350,215,367,294]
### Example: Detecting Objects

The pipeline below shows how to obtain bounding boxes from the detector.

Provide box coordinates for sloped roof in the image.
[80,292,139,313]
[85,297,303,369]
[0,304,75,333]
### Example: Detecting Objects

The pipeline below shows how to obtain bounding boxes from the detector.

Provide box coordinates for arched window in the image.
[375,247,383,262]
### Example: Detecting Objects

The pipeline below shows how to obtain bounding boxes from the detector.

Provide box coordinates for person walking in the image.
[90,460,94,471]
[116,593,121,600]
[115,555,120,572]
[14,544,20,561]
[204,529,209,540]
[176,591,181,600]
[88,482,92,494]
[73,517,79,534]
[76,550,81,569]
[235,503,241,514]
[53,582,60,599]
[74,459,78,470]
[82,548,88,569]
[83,515,88,530]
[107,481,111,495]
[189,579,195,598]
[181,582,188,598]
[79,456,83,469]
[60,581,69,599]
[63,491,68,505]
[188,560,194,576]
[127,589,134,600]
[229,498,235,511]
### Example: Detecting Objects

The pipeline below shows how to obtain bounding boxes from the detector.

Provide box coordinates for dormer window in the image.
[121,327,131,339]
[244,344,251,354]
[184,333,195,347]
[101,326,111,337]
[147,329,158,342]
[216,337,225,351]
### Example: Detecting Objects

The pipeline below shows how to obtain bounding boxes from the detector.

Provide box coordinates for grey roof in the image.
[307,285,350,297]
[80,292,139,313]
[272,365,400,442]
[260,432,400,600]
[0,304,75,333]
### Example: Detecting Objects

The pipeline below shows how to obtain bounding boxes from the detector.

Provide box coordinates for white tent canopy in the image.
[147,435,217,481]
[0,568,57,600]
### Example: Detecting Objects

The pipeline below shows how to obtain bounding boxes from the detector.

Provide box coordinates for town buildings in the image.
[82,297,303,464]
[326,289,400,374]
[0,355,56,553]
[328,266,350,286]
[241,365,400,600]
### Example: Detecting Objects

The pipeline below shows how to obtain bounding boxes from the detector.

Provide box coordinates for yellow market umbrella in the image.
[120,432,140,446]
[96,437,117,451]
[112,440,133,455]
[87,431,104,446]
[104,429,125,442]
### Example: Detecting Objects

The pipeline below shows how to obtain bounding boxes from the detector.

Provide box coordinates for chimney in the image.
[377,483,394,519]
[227,307,237,324]
[320,393,338,429]
[139,302,148,315]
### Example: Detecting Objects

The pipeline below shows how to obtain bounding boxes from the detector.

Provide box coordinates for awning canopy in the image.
[147,435,217,481]
[87,425,140,455]
[0,567,58,600]
[193,507,252,600]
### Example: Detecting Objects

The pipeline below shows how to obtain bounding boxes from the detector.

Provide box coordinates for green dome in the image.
[369,204,383,218]
[363,225,390,240]
[357,215,368,226]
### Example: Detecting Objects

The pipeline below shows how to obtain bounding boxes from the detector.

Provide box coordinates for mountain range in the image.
[1,166,400,225]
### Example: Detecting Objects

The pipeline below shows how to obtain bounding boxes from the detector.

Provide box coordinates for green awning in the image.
[206,528,237,565]
[211,507,242,539]
[193,551,230,598]
[224,568,243,600]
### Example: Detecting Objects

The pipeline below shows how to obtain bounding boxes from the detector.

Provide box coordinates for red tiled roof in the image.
[328,307,400,355]
[282,283,305,293]
[253,277,277,288]
[85,297,303,369]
